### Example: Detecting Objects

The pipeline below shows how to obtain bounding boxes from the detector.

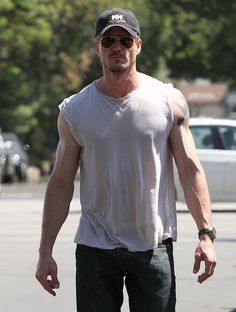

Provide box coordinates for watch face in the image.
[212,227,217,239]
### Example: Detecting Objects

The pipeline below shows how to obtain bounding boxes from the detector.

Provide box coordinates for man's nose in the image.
[112,37,122,49]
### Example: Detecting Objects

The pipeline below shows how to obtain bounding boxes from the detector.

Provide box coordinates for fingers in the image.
[36,275,57,296]
[46,278,60,296]
[36,272,60,296]
[36,276,60,296]
[196,260,216,283]
[193,244,217,283]
[193,255,200,274]
[35,258,60,296]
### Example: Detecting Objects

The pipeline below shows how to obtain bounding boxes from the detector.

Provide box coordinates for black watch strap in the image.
[198,227,216,241]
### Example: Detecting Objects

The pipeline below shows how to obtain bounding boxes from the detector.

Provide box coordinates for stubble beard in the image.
[106,59,135,74]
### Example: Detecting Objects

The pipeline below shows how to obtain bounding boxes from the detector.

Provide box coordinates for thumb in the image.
[193,257,200,274]
[48,270,60,289]
[193,248,201,273]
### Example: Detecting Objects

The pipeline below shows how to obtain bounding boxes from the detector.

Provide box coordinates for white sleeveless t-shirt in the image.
[59,73,177,251]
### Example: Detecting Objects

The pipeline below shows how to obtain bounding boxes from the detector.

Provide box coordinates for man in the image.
[36,8,217,312]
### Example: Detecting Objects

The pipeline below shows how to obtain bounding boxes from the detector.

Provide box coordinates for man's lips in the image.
[110,53,125,58]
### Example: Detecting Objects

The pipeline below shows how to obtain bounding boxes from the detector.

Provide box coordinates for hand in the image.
[193,237,217,283]
[35,255,60,296]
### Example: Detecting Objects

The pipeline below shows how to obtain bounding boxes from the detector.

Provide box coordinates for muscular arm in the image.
[170,89,211,228]
[169,88,216,283]
[36,112,80,295]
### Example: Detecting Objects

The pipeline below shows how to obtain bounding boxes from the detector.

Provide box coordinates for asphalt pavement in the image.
[0,181,236,312]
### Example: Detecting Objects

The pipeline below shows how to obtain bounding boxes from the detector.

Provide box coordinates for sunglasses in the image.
[99,36,137,49]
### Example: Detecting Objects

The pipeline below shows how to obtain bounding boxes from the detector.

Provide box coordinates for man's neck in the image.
[96,71,141,99]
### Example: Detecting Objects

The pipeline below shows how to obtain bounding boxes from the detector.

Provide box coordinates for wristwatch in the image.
[198,227,217,242]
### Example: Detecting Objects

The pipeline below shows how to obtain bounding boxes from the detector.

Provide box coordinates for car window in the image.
[190,126,214,149]
[218,126,236,150]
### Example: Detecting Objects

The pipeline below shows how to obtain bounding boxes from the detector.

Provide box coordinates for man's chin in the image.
[109,65,129,73]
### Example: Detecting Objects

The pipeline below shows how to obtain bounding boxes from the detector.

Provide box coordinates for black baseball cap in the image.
[95,8,141,38]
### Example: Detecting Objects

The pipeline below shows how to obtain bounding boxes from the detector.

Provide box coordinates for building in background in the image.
[179,81,233,117]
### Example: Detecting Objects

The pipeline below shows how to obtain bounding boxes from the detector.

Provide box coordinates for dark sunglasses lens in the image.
[101,37,115,48]
[100,36,135,48]
[120,37,134,48]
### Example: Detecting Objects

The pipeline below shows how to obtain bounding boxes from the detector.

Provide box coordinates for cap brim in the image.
[98,25,138,37]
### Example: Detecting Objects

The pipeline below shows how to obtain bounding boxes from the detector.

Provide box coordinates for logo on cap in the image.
[110,14,125,24]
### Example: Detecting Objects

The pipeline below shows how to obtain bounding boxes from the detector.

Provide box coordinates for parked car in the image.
[0,131,7,185]
[174,117,236,202]
[2,132,29,183]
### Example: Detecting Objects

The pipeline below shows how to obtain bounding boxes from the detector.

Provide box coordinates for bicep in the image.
[169,89,201,175]
[52,113,81,183]
[170,122,198,171]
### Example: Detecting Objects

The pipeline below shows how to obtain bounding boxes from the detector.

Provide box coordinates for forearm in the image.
[39,177,74,257]
[180,168,212,230]
[170,89,217,283]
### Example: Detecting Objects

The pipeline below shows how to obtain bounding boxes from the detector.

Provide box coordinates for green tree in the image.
[0,0,100,164]
[153,0,236,86]
[1,0,236,167]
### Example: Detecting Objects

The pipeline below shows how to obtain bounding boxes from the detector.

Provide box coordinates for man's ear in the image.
[95,41,100,56]
[136,39,142,55]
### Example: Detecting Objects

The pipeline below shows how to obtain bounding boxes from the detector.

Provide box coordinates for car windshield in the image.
[190,126,214,149]
[218,126,236,150]
[190,123,236,150]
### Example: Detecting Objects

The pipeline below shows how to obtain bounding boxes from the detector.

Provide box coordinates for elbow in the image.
[47,173,75,203]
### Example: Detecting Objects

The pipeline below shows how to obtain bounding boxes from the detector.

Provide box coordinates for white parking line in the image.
[1,192,34,199]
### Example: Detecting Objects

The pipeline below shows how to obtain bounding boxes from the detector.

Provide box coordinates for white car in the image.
[174,117,236,202]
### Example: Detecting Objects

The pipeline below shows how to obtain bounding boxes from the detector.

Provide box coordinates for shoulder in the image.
[139,74,175,105]
[139,73,173,90]
[59,82,94,111]
[58,83,95,137]
[168,88,190,126]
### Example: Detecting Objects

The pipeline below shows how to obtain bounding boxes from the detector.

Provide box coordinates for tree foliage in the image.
[0,0,235,165]
[153,0,236,84]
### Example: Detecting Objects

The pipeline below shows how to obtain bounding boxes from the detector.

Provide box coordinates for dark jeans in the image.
[75,239,176,312]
